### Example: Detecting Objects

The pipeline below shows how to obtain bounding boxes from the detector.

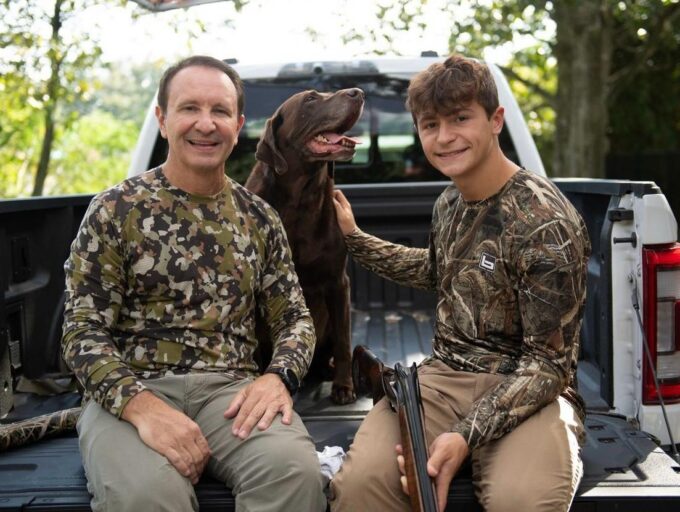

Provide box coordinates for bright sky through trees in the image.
[88,0,513,65]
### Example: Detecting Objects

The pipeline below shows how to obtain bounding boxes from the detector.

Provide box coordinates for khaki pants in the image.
[330,358,584,512]
[78,373,326,512]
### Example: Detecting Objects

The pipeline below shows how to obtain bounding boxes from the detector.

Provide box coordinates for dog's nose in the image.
[344,88,364,99]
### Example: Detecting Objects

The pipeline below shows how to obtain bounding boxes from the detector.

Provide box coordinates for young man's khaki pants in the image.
[77,373,326,512]
[330,358,584,512]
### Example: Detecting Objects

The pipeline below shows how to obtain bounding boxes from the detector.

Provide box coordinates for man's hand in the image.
[121,390,211,484]
[332,189,358,236]
[396,432,470,512]
[223,373,293,439]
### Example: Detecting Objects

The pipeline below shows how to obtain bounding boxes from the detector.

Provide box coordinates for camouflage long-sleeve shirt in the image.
[62,167,315,417]
[346,169,590,450]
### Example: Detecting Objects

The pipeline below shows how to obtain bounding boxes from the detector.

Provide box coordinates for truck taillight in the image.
[642,243,680,405]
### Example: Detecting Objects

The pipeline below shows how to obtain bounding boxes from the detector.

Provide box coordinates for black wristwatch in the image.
[266,367,300,395]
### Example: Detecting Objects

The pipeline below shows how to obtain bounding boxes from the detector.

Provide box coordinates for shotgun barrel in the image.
[393,363,438,512]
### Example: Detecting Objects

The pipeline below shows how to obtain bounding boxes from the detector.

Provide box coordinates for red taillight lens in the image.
[642,243,680,405]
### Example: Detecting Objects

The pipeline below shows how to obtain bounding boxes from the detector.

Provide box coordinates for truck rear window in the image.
[150,76,520,185]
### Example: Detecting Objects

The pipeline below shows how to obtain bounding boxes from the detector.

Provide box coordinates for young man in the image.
[62,56,326,512]
[330,55,590,512]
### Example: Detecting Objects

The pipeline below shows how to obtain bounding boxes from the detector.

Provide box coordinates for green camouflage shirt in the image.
[62,167,315,417]
[346,169,590,449]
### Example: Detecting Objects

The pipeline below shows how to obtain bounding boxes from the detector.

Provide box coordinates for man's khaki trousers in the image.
[330,358,584,512]
[78,373,326,512]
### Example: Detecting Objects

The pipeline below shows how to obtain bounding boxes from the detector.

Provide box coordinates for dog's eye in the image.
[304,95,317,103]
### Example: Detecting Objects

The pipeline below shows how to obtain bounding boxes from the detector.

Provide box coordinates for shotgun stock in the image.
[351,345,387,404]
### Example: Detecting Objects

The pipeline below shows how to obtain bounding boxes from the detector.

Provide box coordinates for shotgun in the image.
[351,345,437,511]
[392,362,438,512]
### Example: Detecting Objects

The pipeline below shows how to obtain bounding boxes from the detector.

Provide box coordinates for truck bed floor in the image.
[2,309,680,511]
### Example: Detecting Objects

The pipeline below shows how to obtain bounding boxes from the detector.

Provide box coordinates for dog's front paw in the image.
[331,383,357,404]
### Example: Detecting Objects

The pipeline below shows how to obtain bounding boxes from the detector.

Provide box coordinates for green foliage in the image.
[447,0,553,58]
[607,0,680,152]
[0,0,109,196]
[80,60,166,128]
[0,70,43,197]
[500,44,557,169]
[339,0,679,176]
[0,57,163,196]
[45,110,138,195]
[0,0,104,120]
[0,0,246,197]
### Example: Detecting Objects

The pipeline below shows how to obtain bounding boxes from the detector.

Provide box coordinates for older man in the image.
[62,55,325,512]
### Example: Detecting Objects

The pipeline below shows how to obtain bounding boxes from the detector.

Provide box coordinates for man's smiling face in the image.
[416,101,504,183]
[156,65,244,177]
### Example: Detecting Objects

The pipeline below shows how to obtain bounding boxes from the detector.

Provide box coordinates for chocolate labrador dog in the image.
[245,88,364,404]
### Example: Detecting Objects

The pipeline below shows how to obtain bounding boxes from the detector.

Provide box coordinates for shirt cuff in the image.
[103,375,148,418]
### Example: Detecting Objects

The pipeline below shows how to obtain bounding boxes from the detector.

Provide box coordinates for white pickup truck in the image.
[132,55,680,447]
[1,55,679,511]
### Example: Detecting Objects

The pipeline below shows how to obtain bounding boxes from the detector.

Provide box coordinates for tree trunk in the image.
[552,0,612,178]
[31,0,63,197]
[32,107,56,197]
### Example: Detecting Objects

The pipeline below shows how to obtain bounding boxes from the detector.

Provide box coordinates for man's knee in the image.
[481,477,574,512]
[89,465,196,512]
[230,435,325,512]
[331,464,376,501]
[330,452,407,512]
[481,456,581,512]
[256,436,322,484]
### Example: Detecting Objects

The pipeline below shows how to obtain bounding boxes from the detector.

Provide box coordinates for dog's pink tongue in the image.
[321,132,362,144]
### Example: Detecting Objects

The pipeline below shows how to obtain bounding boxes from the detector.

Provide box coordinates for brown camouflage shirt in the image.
[62,167,315,418]
[346,169,590,449]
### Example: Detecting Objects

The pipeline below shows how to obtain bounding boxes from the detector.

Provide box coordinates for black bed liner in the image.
[3,181,680,510]
[2,309,680,512]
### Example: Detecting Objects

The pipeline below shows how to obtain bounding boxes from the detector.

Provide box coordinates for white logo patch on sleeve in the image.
[479,252,497,272]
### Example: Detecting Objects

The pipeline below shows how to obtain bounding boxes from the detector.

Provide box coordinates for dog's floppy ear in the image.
[255,111,288,175]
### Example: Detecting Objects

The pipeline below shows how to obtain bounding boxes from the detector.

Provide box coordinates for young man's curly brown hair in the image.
[406,55,499,124]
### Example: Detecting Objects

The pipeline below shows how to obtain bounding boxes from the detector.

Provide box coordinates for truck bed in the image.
[2,308,680,511]
[2,183,680,510]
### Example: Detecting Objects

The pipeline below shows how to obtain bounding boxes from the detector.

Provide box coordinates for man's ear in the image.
[491,106,505,136]
[232,114,245,147]
[155,105,167,139]
[255,110,288,175]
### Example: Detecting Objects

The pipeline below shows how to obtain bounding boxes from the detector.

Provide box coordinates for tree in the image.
[452,0,680,178]
[46,110,138,195]
[1,0,108,196]
[337,0,680,178]
[607,1,680,153]
[77,59,167,128]
[43,60,168,195]
[0,69,41,197]
[0,0,247,198]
